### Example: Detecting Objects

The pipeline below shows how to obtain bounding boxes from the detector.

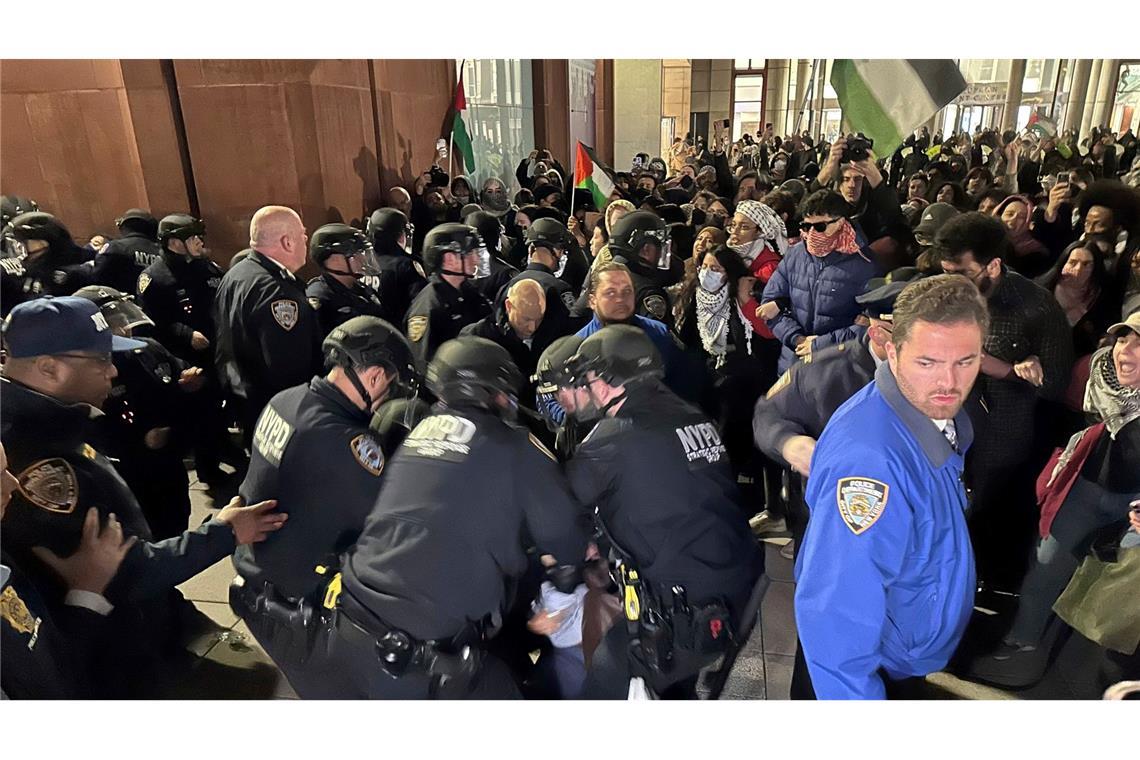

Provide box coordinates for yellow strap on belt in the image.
[323,572,343,610]
[623,568,641,621]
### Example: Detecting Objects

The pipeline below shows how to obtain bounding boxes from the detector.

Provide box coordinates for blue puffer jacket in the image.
[761,236,879,372]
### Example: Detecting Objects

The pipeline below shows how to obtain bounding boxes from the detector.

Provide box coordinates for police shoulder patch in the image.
[835,477,889,535]
[137,272,151,294]
[407,315,428,342]
[0,585,40,643]
[16,459,79,515]
[766,369,792,399]
[560,291,576,310]
[350,434,385,476]
[271,299,299,330]
[642,293,667,321]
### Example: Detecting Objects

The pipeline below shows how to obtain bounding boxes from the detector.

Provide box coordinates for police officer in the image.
[794,275,986,699]
[563,325,763,698]
[0,195,38,257]
[320,336,589,698]
[213,205,324,444]
[606,211,675,327]
[403,223,492,368]
[91,209,162,295]
[0,212,94,317]
[461,278,547,386]
[74,285,203,540]
[231,316,417,698]
[305,223,395,336]
[366,207,425,321]
[751,276,909,540]
[501,217,579,341]
[0,296,285,696]
[138,213,235,484]
[464,209,519,303]
[532,334,586,460]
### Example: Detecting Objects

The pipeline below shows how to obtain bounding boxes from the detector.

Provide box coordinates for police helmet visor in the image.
[101,296,154,332]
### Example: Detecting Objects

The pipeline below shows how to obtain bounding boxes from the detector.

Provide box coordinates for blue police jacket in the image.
[794,360,976,699]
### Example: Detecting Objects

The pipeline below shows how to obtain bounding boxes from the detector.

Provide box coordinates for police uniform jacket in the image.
[473,255,519,306]
[752,336,877,465]
[233,378,387,600]
[101,337,190,455]
[340,404,589,642]
[402,274,492,368]
[373,251,426,324]
[305,273,393,339]
[137,250,224,362]
[212,250,323,412]
[0,378,239,603]
[566,384,762,618]
[795,361,976,699]
[612,254,674,328]
[91,233,161,295]
[0,246,94,318]
[459,310,542,395]
[501,262,579,343]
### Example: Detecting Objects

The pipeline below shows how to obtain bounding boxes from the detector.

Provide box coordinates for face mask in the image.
[730,237,764,262]
[698,268,726,292]
[805,228,837,256]
[483,192,510,212]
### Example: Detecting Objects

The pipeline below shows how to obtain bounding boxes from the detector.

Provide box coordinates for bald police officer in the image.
[213,206,323,443]
[795,275,987,699]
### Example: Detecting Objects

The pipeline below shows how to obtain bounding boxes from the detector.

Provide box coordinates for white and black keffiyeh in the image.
[696,283,754,369]
[735,200,789,257]
[1085,346,1140,438]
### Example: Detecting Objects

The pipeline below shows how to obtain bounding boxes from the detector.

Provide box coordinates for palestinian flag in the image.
[573,142,616,208]
[448,71,475,174]
[1027,112,1058,140]
[830,60,967,159]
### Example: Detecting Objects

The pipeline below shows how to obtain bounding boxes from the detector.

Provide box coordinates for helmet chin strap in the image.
[344,365,373,411]
[438,266,475,279]
[323,264,363,279]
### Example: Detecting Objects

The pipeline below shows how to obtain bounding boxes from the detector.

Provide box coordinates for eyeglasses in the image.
[54,352,114,366]
[799,218,842,233]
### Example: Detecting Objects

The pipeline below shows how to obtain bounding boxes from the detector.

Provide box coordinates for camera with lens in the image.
[428,166,450,189]
[842,135,874,163]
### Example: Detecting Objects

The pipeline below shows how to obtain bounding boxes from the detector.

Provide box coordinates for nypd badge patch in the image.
[0,586,41,644]
[350,434,385,476]
[408,315,428,343]
[137,272,151,293]
[271,299,299,331]
[643,294,667,321]
[17,459,79,515]
[836,477,889,535]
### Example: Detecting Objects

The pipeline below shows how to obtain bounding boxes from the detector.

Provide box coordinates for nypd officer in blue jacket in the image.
[795,275,987,699]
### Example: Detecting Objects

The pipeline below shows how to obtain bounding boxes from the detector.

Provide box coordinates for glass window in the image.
[569,59,597,153]
[735,59,767,71]
[462,59,536,193]
[732,73,765,141]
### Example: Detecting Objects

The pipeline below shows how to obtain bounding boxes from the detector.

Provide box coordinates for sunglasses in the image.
[799,218,842,233]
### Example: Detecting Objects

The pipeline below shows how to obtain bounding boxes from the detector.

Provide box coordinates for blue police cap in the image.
[856,279,909,321]
[2,296,145,358]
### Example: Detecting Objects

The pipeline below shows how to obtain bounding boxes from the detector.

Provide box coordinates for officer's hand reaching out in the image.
[31,508,137,595]
[781,435,816,478]
[178,367,205,393]
[794,335,817,358]
[216,497,287,545]
[1013,355,1044,387]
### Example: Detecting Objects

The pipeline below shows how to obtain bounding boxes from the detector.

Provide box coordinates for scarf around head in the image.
[696,280,753,368]
[1085,345,1140,438]
[736,200,789,257]
[805,218,860,256]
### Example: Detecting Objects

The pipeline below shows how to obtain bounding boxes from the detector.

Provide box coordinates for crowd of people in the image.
[1,109,1138,700]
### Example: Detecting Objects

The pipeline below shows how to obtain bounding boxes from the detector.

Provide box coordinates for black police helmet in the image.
[369,397,432,458]
[310,223,369,267]
[158,213,206,245]
[607,210,668,257]
[115,208,158,239]
[568,324,664,388]
[323,315,419,391]
[426,336,522,408]
[464,210,503,254]
[421,223,481,275]
[367,207,409,254]
[533,335,585,394]
[73,284,154,331]
[6,211,74,252]
[1,195,39,228]
[525,217,570,250]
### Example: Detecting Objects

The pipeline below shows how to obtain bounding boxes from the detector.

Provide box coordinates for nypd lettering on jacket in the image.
[403,415,477,461]
[675,422,726,465]
[252,405,295,466]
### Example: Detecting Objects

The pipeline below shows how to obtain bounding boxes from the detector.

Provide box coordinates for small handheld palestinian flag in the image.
[573,141,616,208]
[830,60,967,159]
[1027,112,1058,140]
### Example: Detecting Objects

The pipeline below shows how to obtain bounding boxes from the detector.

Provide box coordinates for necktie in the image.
[942,419,958,452]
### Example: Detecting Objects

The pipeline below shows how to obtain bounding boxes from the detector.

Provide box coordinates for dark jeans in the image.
[1008,477,1137,645]
[580,623,709,699]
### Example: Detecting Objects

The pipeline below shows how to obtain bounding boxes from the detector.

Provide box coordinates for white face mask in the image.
[729,237,764,262]
[698,268,726,292]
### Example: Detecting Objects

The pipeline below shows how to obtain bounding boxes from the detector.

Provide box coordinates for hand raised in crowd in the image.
[1045,182,1071,222]
[852,152,883,188]
[757,301,780,321]
[216,496,287,545]
[178,366,205,393]
[794,335,817,358]
[1013,355,1044,387]
[736,276,757,307]
[31,508,137,595]
[781,435,817,478]
[190,331,210,351]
